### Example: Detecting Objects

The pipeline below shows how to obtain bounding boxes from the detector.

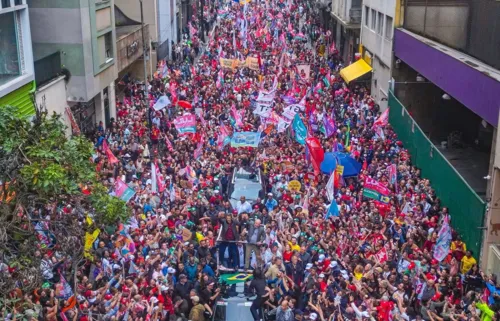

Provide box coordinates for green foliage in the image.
[89,183,131,225]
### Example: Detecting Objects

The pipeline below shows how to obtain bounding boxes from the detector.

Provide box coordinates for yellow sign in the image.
[219,58,238,70]
[245,57,260,70]
[336,165,344,176]
[84,229,100,258]
[288,180,301,192]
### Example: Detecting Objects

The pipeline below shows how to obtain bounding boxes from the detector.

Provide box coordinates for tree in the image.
[0,105,130,297]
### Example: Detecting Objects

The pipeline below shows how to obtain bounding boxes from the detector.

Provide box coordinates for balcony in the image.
[349,7,361,24]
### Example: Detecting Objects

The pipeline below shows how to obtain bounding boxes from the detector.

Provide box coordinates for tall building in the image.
[387,0,500,267]
[0,0,36,116]
[28,0,118,135]
[330,0,362,64]
[359,0,397,110]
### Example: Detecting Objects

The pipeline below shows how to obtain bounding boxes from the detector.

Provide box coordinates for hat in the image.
[318,254,325,262]
[310,313,318,320]
[192,296,200,303]
[214,190,220,194]
[305,263,313,270]
[431,259,438,265]
[168,267,176,274]
[161,285,169,292]
[179,273,187,279]
[318,273,325,278]
[267,193,273,196]
[330,261,338,268]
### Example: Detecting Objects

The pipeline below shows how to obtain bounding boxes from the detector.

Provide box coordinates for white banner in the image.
[326,171,335,202]
[153,96,171,111]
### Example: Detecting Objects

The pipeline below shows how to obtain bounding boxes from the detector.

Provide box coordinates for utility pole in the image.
[199,0,205,42]
[140,0,152,141]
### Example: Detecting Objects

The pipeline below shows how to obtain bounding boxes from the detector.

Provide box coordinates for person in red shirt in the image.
[151,125,160,146]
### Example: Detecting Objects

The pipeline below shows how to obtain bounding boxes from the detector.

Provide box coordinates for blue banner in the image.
[231,132,261,148]
[292,114,307,145]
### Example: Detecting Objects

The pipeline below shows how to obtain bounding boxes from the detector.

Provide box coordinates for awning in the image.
[339,59,372,83]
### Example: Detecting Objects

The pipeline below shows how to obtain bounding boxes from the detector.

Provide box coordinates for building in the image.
[358,0,398,110]
[115,0,179,62]
[0,0,36,117]
[387,0,500,266]
[330,0,361,64]
[28,0,118,135]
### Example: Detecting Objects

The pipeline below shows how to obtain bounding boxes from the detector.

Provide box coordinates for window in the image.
[370,9,376,30]
[14,0,23,5]
[364,6,369,27]
[1,0,11,8]
[97,32,113,67]
[377,12,383,35]
[385,16,393,39]
[0,12,21,87]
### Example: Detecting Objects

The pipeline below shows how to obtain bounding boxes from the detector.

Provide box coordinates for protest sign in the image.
[231,132,261,148]
[173,114,197,134]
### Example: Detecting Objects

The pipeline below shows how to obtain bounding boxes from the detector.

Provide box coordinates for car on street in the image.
[228,167,265,209]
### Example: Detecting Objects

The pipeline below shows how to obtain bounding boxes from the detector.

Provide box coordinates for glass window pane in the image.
[1,0,11,8]
[14,0,22,5]
[370,9,376,30]
[385,16,393,39]
[0,12,21,87]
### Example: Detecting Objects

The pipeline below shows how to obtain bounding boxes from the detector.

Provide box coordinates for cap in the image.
[318,254,325,262]
[319,273,325,278]
[168,267,176,274]
[329,261,337,268]
[310,313,318,320]
[179,273,187,278]
[267,193,273,196]
[305,263,313,270]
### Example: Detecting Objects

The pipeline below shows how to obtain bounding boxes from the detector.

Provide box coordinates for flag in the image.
[231,104,243,128]
[169,183,175,202]
[326,171,335,201]
[153,95,171,111]
[129,261,139,274]
[373,108,389,128]
[165,136,174,152]
[292,114,307,145]
[220,273,253,285]
[325,199,339,218]
[433,216,452,262]
[345,121,351,148]
[323,71,331,88]
[323,115,336,138]
[102,140,119,164]
[306,137,325,176]
[151,162,158,193]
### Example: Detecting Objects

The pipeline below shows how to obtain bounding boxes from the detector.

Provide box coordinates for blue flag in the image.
[292,114,307,145]
[325,199,339,218]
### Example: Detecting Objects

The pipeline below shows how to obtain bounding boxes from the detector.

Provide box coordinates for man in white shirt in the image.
[236,196,252,215]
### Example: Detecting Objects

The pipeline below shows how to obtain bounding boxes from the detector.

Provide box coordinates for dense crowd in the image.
[10,0,500,321]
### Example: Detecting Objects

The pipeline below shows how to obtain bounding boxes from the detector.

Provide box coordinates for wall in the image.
[371,57,390,110]
[158,0,178,60]
[468,0,500,70]
[394,29,500,127]
[361,0,395,67]
[404,4,468,50]
[116,26,149,72]
[115,0,157,42]
[389,91,486,257]
[35,76,71,136]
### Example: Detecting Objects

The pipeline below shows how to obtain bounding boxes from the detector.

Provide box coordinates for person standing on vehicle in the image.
[219,213,240,269]
[236,196,252,215]
[245,219,266,269]
[248,269,269,321]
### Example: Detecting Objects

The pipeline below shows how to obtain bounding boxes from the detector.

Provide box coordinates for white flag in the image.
[326,171,335,202]
[151,163,158,193]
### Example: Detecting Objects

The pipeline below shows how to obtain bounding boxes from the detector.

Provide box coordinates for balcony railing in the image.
[349,7,361,24]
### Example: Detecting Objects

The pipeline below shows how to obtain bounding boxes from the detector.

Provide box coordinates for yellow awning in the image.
[339,59,372,84]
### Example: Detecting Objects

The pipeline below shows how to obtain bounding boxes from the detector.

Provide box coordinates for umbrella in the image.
[320,152,361,177]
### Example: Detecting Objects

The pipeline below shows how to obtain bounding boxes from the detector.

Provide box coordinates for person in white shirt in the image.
[236,196,252,215]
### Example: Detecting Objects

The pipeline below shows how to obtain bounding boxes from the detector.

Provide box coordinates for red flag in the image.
[305,137,325,176]
[102,140,119,164]
[362,159,368,171]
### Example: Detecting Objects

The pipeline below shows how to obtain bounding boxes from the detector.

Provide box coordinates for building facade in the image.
[330,0,361,64]
[388,0,500,266]
[0,0,36,116]
[28,0,118,134]
[359,0,396,110]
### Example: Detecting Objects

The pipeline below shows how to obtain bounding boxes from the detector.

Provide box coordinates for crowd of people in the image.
[11,0,500,321]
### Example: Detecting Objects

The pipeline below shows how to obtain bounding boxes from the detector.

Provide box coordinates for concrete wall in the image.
[371,57,390,110]
[116,26,149,73]
[361,0,395,67]
[35,75,72,136]
[405,4,468,50]
[115,0,157,42]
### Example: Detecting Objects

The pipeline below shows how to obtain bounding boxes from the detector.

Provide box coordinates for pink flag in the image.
[373,108,389,128]
[231,104,243,128]
[165,137,174,152]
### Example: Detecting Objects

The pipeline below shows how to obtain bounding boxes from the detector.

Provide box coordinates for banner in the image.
[387,164,397,185]
[306,137,325,176]
[253,104,273,118]
[153,95,171,111]
[282,105,302,121]
[231,132,261,148]
[326,171,335,201]
[173,114,197,134]
[288,180,301,191]
[114,178,136,202]
[363,177,391,203]
[433,216,452,262]
[84,229,100,258]
[245,57,260,70]
[65,107,81,135]
[292,114,307,145]
[220,58,238,70]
